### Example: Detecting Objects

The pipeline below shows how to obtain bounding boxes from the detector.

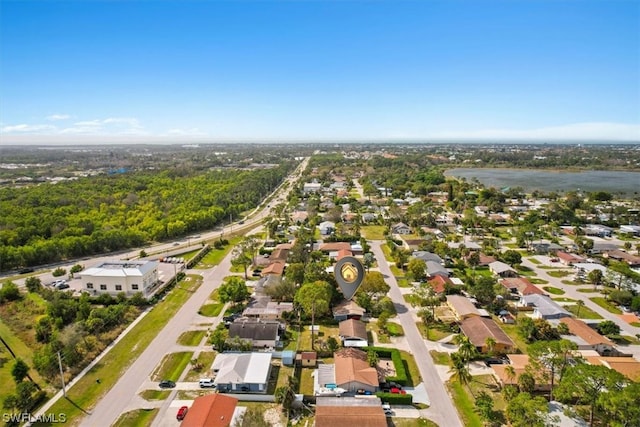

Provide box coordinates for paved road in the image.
[521,257,640,338]
[370,241,463,427]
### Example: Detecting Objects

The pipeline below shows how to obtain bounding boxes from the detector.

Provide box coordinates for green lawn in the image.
[590,297,622,314]
[392,418,439,427]
[416,322,453,341]
[177,330,207,346]
[113,408,159,427]
[298,323,340,351]
[139,390,170,400]
[577,288,600,293]
[381,243,393,261]
[298,367,315,395]
[185,351,217,381]
[543,286,565,295]
[529,278,549,285]
[565,305,603,319]
[551,297,577,303]
[198,303,225,317]
[429,350,451,366]
[370,323,391,344]
[547,270,572,278]
[447,380,484,427]
[361,225,387,240]
[527,258,541,264]
[195,237,241,268]
[151,351,194,381]
[36,276,202,426]
[496,318,529,353]
[387,322,405,337]
[399,350,422,387]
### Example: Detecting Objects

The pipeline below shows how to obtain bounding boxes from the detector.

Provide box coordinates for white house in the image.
[79,260,159,297]
[211,352,272,393]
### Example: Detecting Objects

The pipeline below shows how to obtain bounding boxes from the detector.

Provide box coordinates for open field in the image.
[113,409,159,427]
[177,330,207,346]
[151,352,194,382]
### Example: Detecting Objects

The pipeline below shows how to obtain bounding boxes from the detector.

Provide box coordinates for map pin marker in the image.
[334,256,365,300]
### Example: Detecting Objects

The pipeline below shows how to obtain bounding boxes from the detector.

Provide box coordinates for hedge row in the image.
[364,346,408,386]
[376,392,413,405]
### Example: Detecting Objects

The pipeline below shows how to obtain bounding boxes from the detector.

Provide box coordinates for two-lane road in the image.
[370,240,463,427]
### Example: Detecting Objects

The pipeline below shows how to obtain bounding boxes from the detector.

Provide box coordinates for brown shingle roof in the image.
[339,319,367,340]
[180,394,237,427]
[314,406,387,427]
[459,316,516,349]
[585,356,640,381]
[501,277,544,295]
[334,348,379,388]
[261,261,285,276]
[560,317,613,346]
[319,242,351,252]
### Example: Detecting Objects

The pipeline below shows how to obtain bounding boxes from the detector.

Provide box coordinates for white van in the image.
[199,378,215,388]
[382,403,392,416]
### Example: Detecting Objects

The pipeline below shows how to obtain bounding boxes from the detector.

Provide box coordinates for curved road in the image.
[370,240,463,427]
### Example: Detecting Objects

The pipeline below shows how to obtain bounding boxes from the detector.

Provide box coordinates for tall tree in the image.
[527,339,579,401]
[506,392,552,427]
[218,276,250,305]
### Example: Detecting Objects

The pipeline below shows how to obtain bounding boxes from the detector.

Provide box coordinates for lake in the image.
[445,168,640,196]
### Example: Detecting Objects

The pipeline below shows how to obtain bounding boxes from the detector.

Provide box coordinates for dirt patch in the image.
[377,358,396,379]
[264,406,285,427]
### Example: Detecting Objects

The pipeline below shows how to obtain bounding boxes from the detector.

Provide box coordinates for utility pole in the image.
[57,351,66,397]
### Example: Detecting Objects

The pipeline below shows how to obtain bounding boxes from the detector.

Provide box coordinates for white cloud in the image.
[0,123,56,133]
[431,122,640,141]
[46,114,71,121]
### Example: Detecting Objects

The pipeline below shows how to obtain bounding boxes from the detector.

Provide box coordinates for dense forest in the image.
[0,163,293,271]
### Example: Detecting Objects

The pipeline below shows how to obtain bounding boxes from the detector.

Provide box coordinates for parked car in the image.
[484,358,504,366]
[159,380,176,389]
[199,378,215,388]
[390,387,406,394]
[382,404,393,416]
[176,406,188,421]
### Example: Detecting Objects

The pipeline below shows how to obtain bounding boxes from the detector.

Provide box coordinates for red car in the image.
[176,406,188,421]
[390,387,406,395]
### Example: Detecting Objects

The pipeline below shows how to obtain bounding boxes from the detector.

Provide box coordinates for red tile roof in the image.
[180,394,237,427]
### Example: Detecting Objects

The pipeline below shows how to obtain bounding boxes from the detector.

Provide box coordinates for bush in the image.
[364,346,408,386]
[52,267,67,277]
[376,392,413,405]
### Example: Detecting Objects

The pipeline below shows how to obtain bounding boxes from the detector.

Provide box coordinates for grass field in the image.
[151,351,194,381]
[447,380,483,427]
[298,323,340,351]
[198,303,225,317]
[565,304,603,319]
[577,288,600,293]
[113,409,158,427]
[185,351,216,381]
[497,318,529,353]
[399,350,422,387]
[416,322,453,342]
[590,297,622,314]
[387,322,405,336]
[177,330,207,346]
[429,350,451,366]
[547,270,572,278]
[36,276,203,426]
[194,236,241,268]
[542,286,565,295]
[139,390,170,400]
[361,225,387,240]
[392,418,439,427]
[298,367,314,395]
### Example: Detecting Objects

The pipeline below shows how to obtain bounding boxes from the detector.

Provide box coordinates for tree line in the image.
[0,163,292,271]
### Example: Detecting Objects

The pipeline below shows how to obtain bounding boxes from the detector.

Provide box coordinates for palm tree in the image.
[455,334,478,368]
[484,337,496,357]
[449,352,473,393]
[576,299,585,318]
[504,365,517,387]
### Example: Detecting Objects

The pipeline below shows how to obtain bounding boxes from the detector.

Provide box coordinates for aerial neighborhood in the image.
[0,144,639,427]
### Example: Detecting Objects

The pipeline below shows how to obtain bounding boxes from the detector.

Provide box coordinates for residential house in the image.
[303,182,323,194]
[556,251,585,266]
[339,319,368,347]
[296,351,317,368]
[620,225,640,236]
[291,211,309,224]
[519,294,571,320]
[261,261,285,277]
[391,222,411,235]
[500,277,544,298]
[228,320,281,349]
[584,356,640,382]
[333,299,365,321]
[584,224,613,237]
[315,397,387,427]
[530,242,564,255]
[488,261,517,278]
[179,394,239,427]
[412,251,443,265]
[428,275,452,294]
[319,242,352,254]
[591,242,618,254]
[211,352,272,393]
[459,316,516,354]
[361,213,376,223]
[491,354,551,391]
[80,260,159,297]
[334,348,379,393]
[446,295,481,321]
[604,250,640,267]
[242,301,293,321]
[560,317,615,356]
[319,221,336,236]
[426,261,449,278]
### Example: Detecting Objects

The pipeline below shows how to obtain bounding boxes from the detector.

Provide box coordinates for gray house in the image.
[212,352,272,393]
[228,320,281,349]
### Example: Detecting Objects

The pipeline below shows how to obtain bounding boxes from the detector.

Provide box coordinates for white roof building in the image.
[211,352,272,393]
[80,260,159,297]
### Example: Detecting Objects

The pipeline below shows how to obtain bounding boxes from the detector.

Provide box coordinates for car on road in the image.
[199,378,215,388]
[159,380,176,389]
[176,406,188,421]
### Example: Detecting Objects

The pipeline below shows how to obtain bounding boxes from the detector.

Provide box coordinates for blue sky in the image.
[1,0,639,142]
